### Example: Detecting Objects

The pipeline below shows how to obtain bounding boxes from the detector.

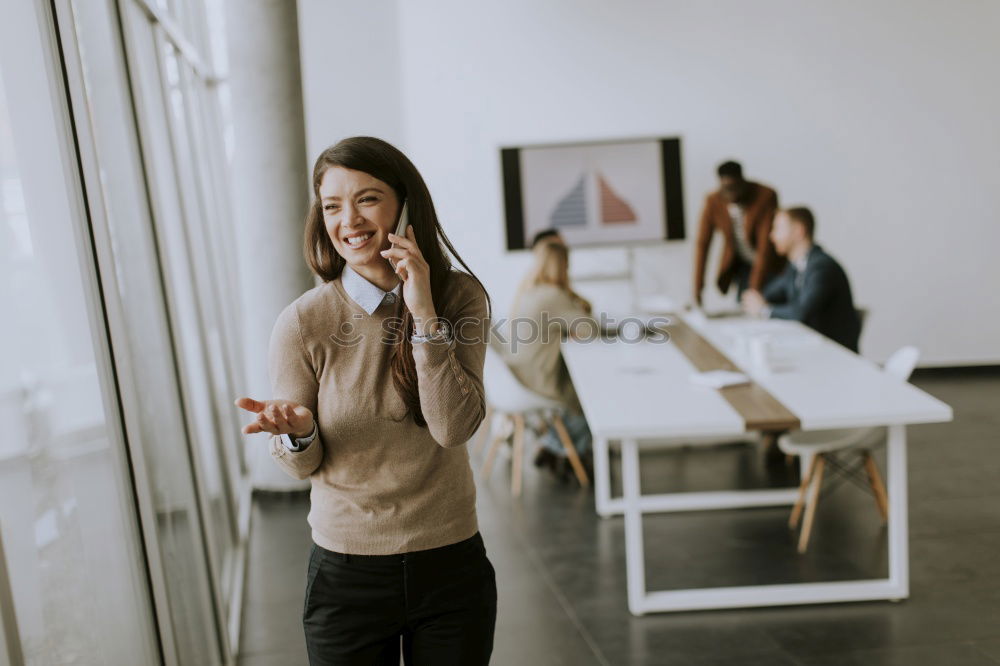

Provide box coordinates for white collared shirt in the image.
[727,203,756,264]
[792,246,812,290]
[340,264,402,314]
[791,252,809,275]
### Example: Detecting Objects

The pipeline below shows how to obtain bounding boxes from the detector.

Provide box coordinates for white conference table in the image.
[561,312,953,615]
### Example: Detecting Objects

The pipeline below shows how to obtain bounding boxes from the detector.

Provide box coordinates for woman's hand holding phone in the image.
[380,225,438,334]
[234,397,313,438]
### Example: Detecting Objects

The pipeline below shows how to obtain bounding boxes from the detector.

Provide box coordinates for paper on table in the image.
[689,370,751,389]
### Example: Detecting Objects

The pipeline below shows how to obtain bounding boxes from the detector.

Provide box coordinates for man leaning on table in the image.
[741,206,861,352]
[692,160,785,306]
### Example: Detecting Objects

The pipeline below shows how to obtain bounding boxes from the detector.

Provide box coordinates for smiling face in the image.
[319,166,401,276]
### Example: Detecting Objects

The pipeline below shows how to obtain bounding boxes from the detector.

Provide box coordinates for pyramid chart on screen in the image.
[550,171,637,228]
[550,175,588,227]
[596,172,637,224]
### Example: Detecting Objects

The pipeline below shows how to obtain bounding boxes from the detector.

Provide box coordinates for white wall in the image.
[297,0,404,160]
[300,0,1000,366]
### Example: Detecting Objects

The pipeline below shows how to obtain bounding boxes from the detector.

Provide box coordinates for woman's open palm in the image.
[235,397,313,438]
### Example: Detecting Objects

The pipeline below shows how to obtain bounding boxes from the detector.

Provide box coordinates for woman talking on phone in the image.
[235,136,495,665]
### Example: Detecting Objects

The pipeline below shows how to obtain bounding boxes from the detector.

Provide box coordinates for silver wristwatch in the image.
[411,320,451,344]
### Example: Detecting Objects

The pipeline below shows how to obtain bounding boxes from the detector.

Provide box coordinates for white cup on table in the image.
[748,335,772,372]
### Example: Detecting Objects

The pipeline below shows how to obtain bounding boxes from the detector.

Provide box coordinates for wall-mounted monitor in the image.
[500,136,684,250]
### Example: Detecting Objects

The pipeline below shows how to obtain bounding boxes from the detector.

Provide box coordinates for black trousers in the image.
[733,257,752,299]
[303,532,497,665]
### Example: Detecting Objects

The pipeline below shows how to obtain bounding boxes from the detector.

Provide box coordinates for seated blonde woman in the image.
[506,241,597,479]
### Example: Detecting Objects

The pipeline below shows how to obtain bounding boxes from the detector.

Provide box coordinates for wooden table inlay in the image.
[663,315,801,432]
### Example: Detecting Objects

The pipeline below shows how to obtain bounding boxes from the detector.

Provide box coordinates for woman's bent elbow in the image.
[284,464,317,480]
[431,415,485,449]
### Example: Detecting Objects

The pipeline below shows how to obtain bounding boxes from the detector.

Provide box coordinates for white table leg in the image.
[621,438,646,615]
[594,436,612,518]
[611,427,911,613]
[886,424,909,599]
[602,488,799,516]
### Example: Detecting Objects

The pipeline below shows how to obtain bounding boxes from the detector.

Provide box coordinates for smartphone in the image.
[388,201,409,270]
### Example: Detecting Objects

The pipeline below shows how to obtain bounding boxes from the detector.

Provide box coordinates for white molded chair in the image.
[779,346,920,553]
[474,344,589,496]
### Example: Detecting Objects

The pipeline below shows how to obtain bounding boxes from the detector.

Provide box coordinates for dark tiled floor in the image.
[238,371,1000,665]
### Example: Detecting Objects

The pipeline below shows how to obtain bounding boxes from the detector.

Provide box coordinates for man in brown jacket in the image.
[692,161,784,306]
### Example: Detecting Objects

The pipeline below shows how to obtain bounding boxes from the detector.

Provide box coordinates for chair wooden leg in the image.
[797,455,826,554]
[480,414,509,478]
[472,404,494,456]
[863,451,889,522]
[511,413,525,497]
[789,454,818,530]
[552,414,590,487]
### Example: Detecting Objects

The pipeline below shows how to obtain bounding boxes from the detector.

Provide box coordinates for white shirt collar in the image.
[792,244,813,274]
[341,265,402,315]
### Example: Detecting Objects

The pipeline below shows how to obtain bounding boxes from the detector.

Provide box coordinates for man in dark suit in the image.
[693,161,784,306]
[742,207,861,352]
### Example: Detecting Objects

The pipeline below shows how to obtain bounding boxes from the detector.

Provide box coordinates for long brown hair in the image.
[303,136,490,426]
[512,242,591,315]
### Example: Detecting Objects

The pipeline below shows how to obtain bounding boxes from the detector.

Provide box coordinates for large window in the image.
[55,0,251,661]
[0,2,159,663]
[118,0,249,647]
[1,0,250,663]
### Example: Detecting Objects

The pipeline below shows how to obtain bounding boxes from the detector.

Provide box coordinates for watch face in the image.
[413,320,450,342]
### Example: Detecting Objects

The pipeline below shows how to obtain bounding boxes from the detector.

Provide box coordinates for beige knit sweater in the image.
[506,284,595,411]
[267,271,488,555]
